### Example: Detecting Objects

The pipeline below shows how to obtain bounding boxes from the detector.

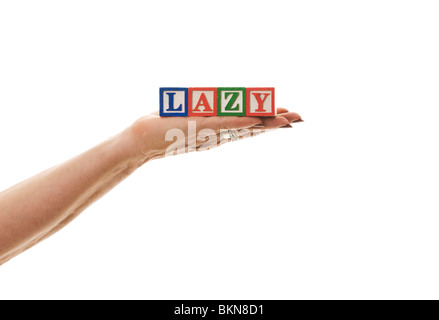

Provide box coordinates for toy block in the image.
[188,87,217,116]
[246,87,275,116]
[217,87,246,116]
[159,87,188,117]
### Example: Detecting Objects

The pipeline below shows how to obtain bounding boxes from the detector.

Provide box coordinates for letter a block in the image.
[246,87,275,116]
[160,87,188,117]
[217,87,246,116]
[188,87,217,116]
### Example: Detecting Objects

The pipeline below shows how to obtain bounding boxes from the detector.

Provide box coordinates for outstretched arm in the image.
[0,108,301,265]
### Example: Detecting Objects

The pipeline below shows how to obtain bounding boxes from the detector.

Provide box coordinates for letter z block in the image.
[188,87,217,116]
[217,87,246,116]
[159,87,188,117]
[246,87,275,116]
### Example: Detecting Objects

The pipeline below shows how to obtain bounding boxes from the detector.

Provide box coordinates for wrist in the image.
[123,117,156,166]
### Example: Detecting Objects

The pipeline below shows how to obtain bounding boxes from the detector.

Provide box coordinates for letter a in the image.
[193,93,212,112]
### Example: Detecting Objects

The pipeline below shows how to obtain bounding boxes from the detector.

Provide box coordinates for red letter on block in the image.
[193,93,213,112]
[246,88,275,116]
[188,88,217,116]
[252,93,270,112]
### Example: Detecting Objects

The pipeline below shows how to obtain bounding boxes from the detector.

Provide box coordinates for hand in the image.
[0,102,301,266]
[130,108,302,162]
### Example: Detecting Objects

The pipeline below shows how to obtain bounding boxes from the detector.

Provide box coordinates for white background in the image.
[0,0,438,300]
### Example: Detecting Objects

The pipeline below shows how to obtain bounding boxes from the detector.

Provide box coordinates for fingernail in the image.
[280,124,293,128]
[292,119,304,123]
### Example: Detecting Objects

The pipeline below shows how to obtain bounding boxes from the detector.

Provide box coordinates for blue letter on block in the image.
[160,87,188,117]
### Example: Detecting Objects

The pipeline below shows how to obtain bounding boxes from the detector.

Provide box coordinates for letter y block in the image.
[246,87,275,116]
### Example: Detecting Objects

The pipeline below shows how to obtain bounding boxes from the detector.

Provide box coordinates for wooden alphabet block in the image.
[246,87,275,116]
[159,87,188,117]
[159,87,275,117]
[217,87,246,116]
[188,87,217,116]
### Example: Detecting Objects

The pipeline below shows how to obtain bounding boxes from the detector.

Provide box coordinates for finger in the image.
[254,116,289,129]
[277,111,302,123]
[152,109,300,122]
[276,108,290,114]
[276,108,303,123]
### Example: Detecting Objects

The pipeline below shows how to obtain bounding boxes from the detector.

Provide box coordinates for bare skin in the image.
[0,108,301,265]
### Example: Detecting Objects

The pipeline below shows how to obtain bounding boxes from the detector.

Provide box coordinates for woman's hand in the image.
[129,108,302,163]
[0,107,301,265]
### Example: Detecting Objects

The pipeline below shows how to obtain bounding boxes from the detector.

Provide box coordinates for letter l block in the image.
[160,87,188,117]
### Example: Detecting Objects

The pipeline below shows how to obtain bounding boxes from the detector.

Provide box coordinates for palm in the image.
[131,108,302,160]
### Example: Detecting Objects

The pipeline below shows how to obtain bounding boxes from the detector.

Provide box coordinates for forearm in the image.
[0,126,142,265]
